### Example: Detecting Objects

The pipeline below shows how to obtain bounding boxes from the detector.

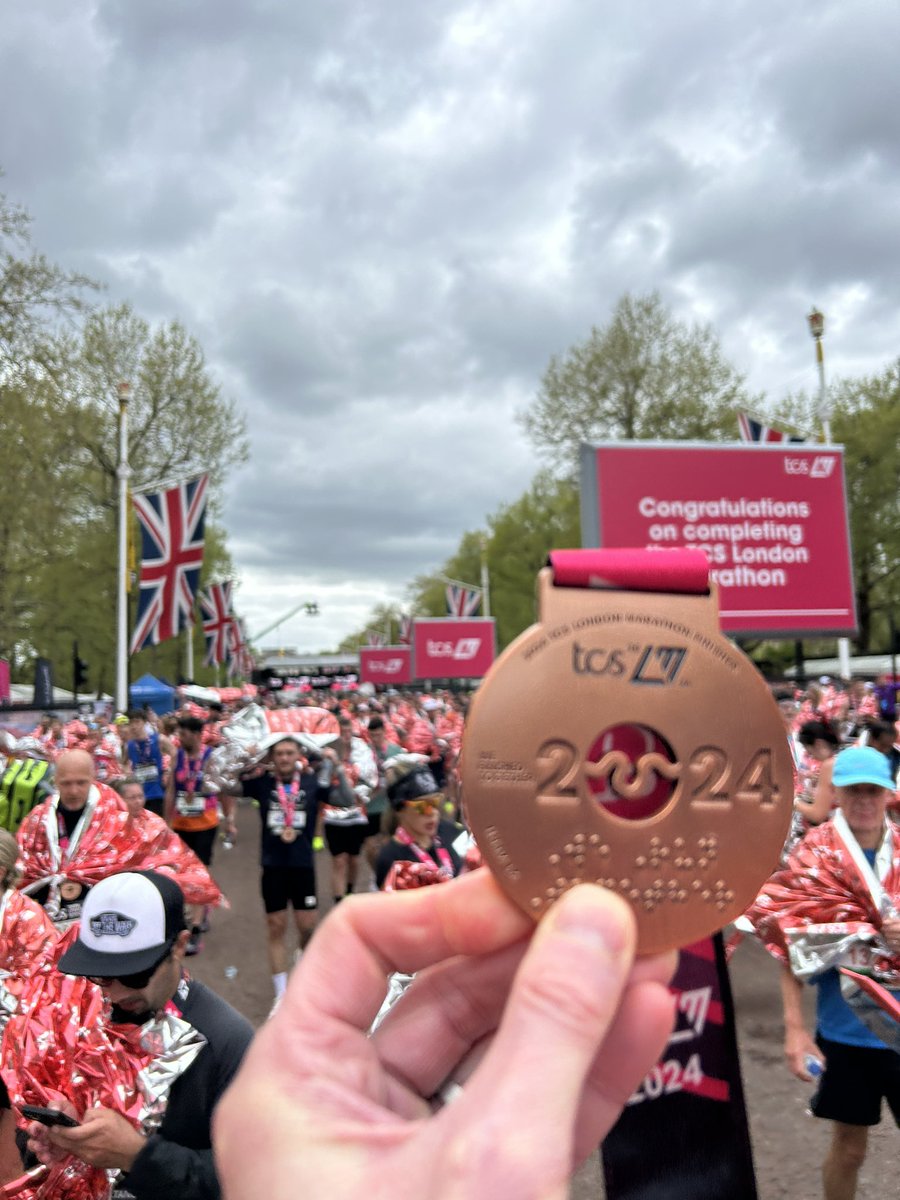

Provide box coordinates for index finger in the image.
[283,870,533,1034]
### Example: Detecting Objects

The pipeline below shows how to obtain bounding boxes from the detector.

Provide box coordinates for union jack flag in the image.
[199,580,234,666]
[229,615,255,677]
[446,584,482,617]
[398,615,412,645]
[365,629,387,647]
[737,413,806,444]
[130,476,208,654]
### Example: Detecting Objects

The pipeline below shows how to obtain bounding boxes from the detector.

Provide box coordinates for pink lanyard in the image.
[395,827,453,876]
[275,774,301,826]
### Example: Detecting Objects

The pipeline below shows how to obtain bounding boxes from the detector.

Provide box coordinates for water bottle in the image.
[804,1054,824,1080]
[224,966,238,980]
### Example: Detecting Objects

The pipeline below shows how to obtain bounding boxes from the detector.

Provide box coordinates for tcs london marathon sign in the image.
[580,442,857,638]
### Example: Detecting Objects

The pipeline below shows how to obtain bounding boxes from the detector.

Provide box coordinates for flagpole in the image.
[185,622,194,682]
[115,381,131,714]
[480,535,491,618]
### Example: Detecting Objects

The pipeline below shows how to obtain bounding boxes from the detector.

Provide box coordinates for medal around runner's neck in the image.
[461,562,794,954]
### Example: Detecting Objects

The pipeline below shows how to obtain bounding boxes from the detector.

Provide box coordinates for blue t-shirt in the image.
[814,848,900,1048]
[126,732,165,800]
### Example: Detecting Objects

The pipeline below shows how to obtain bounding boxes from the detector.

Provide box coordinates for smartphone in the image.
[21,1105,80,1128]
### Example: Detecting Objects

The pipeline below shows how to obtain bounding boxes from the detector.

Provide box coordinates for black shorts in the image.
[176,825,217,867]
[365,812,386,840]
[324,822,368,857]
[812,1034,900,1126]
[261,866,318,914]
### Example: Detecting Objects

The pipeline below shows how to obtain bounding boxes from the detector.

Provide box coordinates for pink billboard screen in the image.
[359,646,412,686]
[413,618,497,679]
[580,442,856,637]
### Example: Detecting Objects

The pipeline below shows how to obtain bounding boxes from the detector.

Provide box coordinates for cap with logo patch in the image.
[57,870,186,978]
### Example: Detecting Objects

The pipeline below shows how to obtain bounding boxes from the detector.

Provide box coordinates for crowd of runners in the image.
[0,676,897,1198]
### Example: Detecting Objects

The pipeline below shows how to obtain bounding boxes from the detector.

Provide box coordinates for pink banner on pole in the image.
[0,660,8,703]
[359,646,412,686]
[580,442,857,637]
[413,618,496,679]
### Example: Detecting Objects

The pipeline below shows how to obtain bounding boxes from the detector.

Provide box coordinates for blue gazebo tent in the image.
[129,674,175,716]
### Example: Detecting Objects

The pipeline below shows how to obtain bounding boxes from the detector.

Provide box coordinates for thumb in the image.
[445,885,638,1196]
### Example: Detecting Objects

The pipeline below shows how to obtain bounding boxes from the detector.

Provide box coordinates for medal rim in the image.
[462,604,793,954]
[59,880,82,901]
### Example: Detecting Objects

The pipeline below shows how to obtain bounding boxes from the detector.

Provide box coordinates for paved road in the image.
[191,803,895,1198]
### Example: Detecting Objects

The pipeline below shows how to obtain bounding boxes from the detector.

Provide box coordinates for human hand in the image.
[784,1027,823,1081]
[215,871,676,1200]
[32,1107,144,1173]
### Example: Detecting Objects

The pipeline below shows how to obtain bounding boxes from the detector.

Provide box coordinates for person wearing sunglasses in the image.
[25,870,252,1199]
[375,756,463,890]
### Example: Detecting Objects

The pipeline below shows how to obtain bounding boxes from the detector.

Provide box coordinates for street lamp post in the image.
[807,307,831,444]
[115,381,131,714]
[807,308,852,680]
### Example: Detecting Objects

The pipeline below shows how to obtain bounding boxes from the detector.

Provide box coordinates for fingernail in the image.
[550,885,631,956]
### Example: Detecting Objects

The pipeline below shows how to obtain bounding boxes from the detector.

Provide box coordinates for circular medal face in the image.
[59,880,82,902]
[462,597,793,953]
[280,827,298,844]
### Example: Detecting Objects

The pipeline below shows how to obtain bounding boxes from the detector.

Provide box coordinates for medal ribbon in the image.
[47,786,98,870]
[275,774,301,830]
[394,827,453,877]
[549,547,710,594]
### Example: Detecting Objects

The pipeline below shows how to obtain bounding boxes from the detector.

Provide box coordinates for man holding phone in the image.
[26,871,252,1199]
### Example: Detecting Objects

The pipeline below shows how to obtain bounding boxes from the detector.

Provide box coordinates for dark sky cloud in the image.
[3,0,898,649]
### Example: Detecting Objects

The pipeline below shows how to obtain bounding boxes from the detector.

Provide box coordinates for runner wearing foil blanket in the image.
[26,871,252,1200]
[237,735,336,1010]
[375,757,463,890]
[744,746,900,1200]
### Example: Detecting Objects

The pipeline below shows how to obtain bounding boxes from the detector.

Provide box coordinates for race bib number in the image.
[175,791,206,817]
[266,808,307,832]
[133,765,159,784]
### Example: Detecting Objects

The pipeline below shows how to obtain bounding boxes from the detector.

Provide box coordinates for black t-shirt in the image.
[241,769,328,869]
[122,975,253,1199]
[31,804,91,920]
[375,820,464,889]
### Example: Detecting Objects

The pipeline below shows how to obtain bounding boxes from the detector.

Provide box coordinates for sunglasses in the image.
[87,943,174,989]
[404,798,438,815]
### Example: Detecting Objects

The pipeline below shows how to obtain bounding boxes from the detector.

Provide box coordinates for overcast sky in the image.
[4,0,900,652]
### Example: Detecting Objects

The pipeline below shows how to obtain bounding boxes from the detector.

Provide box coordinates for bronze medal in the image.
[461,562,793,954]
[59,880,82,902]
[280,827,298,844]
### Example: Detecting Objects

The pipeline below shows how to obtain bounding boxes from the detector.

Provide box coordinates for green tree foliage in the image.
[336,602,408,654]
[520,292,757,473]
[831,365,900,652]
[0,185,98,382]
[0,184,246,691]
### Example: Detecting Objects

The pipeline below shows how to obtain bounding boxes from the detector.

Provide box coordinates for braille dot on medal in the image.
[564,843,575,856]
[659,847,669,858]
[635,855,647,868]
[545,887,556,899]
[530,897,541,909]
[629,888,640,899]
[692,880,701,890]
[549,853,560,865]
[643,901,655,911]
[643,888,654,900]
[574,833,585,844]
[716,901,726,911]
[575,855,585,867]
[650,837,661,848]
[588,833,600,846]
[674,837,685,849]
[677,890,687,901]
[556,877,567,888]
[708,849,717,860]
[698,858,708,870]
[715,880,725,889]
[707,835,718,847]
[674,856,684,868]
[619,878,631,889]
[725,890,734,902]
[702,890,711,901]
[683,857,694,869]
[599,844,611,858]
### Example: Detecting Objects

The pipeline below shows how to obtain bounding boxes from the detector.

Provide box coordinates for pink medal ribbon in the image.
[275,774,301,830]
[394,827,453,877]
